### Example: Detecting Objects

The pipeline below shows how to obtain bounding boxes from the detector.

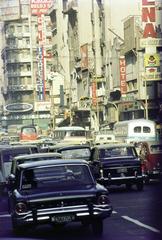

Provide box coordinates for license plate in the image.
[117,168,127,173]
[51,215,75,223]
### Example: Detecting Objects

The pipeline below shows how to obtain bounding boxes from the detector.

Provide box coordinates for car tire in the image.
[91,218,103,236]
[81,219,90,228]
[137,182,144,191]
[144,175,150,185]
[12,219,26,235]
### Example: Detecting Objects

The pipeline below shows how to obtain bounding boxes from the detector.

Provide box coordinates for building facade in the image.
[0,0,161,133]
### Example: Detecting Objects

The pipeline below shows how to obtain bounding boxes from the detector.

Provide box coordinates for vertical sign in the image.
[92,81,97,106]
[119,56,127,94]
[80,44,88,69]
[30,0,52,100]
[142,0,156,38]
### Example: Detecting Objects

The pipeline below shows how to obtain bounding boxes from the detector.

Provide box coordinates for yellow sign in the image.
[144,54,160,67]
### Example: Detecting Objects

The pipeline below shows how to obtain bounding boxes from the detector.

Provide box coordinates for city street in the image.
[0,183,161,240]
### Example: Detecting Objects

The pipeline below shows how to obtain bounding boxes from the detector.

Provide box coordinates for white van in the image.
[94,134,116,145]
[113,119,156,143]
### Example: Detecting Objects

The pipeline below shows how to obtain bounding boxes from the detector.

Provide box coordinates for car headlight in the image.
[15,202,28,214]
[97,194,110,205]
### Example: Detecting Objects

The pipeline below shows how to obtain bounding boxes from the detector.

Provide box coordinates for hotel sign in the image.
[119,56,127,94]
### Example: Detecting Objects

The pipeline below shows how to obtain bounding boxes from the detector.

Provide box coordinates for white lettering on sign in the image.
[142,0,157,38]
[119,57,127,94]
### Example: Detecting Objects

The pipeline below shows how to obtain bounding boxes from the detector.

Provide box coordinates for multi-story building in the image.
[0,0,161,133]
[0,0,65,131]
[49,0,112,131]
[0,22,5,122]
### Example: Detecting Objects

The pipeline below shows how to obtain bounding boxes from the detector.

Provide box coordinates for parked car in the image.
[90,143,144,191]
[0,144,38,192]
[57,144,91,161]
[10,152,62,175]
[8,159,112,236]
[138,141,162,183]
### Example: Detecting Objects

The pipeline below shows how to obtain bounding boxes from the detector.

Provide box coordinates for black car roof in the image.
[93,143,135,149]
[18,159,88,169]
[13,152,62,160]
[58,144,91,151]
[0,144,37,151]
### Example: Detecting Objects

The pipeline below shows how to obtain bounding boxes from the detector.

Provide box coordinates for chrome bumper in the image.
[13,204,112,225]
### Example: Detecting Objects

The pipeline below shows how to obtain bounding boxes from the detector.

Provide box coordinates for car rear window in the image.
[100,147,137,158]
[21,164,93,191]
[60,148,91,159]
[2,147,38,162]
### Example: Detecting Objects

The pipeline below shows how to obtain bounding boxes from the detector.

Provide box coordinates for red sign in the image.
[30,0,52,15]
[92,81,97,106]
[119,56,127,94]
[142,0,157,38]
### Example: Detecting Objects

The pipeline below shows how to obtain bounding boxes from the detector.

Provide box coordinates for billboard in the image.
[30,0,53,15]
[144,53,161,81]
[0,0,20,21]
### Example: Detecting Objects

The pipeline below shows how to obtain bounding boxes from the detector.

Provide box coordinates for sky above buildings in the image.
[110,0,141,38]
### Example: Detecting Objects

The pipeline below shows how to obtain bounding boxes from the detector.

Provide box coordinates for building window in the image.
[9,25,15,33]
[25,25,29,32]
[17,26,22,33]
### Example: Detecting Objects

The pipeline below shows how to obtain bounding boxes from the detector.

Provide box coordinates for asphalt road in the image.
[0,183,162,240]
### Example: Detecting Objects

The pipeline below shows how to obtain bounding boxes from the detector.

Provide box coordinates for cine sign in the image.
[142,0,156,38]
[4,103,33,113]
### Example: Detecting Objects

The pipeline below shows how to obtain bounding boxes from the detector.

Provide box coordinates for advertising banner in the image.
[144,53,161,81]
[144,53,160,67]
[30,0,53,15]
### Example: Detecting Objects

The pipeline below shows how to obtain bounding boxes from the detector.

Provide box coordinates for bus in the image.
[113,119,157,144]
[53,126,91,145]
[19,125,38,141]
